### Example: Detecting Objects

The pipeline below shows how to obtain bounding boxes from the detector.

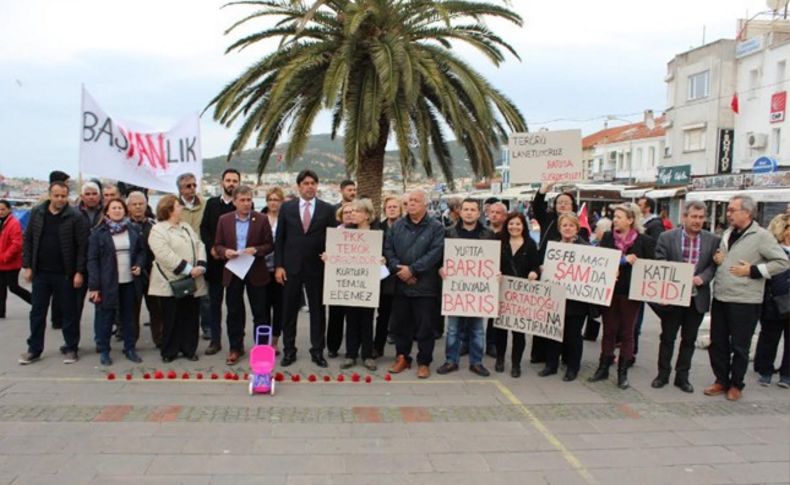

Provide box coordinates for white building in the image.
[582,111,665,183]
[733,28,790,171]
[663,39,737,176]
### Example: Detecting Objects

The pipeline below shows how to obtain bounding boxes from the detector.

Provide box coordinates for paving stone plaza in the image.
[0,298,787,484]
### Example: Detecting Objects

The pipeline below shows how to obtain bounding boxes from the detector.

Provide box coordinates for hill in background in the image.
[202,133,477,182]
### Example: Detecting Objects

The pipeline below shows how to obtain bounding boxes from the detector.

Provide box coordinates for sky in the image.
[0,0,775,179]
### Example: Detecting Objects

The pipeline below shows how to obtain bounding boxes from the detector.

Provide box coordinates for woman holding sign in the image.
[495,212,540,377]
[533,183,588,365]
[538,213,591,382]
[591,204,654,389]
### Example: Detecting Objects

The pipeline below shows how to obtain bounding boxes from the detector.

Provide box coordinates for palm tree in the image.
[207,0,527,209]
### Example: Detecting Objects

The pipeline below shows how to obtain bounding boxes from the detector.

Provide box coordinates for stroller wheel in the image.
[248,381,254,395]
[270,379,276,396]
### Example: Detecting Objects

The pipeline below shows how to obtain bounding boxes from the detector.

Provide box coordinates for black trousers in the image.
[530,335,549,363]
[391,295,435,365]
[494,328,526,366]
[583,315,601,341]
[0,269,31,317]
[51,283,88,328]
[263,279,283,337]
[374,294,393,355]
[545,314,586,372]
[327,305,346,354]
[709,299,760,390]
[657,305,704,380]
[225,276,267,352]
[346,306,374,359]
[160,296,200,359]
[28,272,79,355]
[282,272,325,355]
[754,314,790,377]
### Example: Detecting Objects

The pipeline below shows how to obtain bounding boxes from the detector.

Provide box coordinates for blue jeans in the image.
[446,316,484,365]
[199,295,212,336]
[28,272,80,355]
[95,282,137,354]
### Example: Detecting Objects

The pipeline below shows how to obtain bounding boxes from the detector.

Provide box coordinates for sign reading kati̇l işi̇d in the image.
[508,129,584,184]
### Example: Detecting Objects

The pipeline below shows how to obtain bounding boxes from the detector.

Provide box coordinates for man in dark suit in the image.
[274,170,337,367]
[651,200,720,393]
[200,168,240,356]
[214,185,274,365]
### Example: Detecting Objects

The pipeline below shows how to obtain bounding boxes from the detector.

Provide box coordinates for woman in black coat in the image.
[495,212,540,378]
[87,198,146,366]
[538,213,593,382]
[532,182,588,364]
[590,203,655,389]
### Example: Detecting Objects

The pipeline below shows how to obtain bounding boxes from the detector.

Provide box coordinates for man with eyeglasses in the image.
[177,173,210,340]
[705,195,789,401]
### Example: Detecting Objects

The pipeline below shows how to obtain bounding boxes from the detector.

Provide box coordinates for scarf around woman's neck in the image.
[613,229,638,252]
[105,217,129,235]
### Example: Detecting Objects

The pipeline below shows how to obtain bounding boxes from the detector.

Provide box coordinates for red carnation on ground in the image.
[125,374,133,381]
[365,375,372,383]
[143,372,151,380]
[243,373,249,380]
[154,370,164,380]
[323,375,331,382]
[106,373,116,381]
[275,372,285,382]
[167,370,177,380]
[224,372,234,380]
[210,373,219,380]
[384,374,392,382]
[181,372,190,380]
[308,374,317,382]
[291,374,301,382]
[351,373,360,383]
[337,374,345,382]
[196,372,204,380]
[232,374,239,381]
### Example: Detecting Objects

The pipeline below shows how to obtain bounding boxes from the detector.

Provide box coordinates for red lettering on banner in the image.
[553,262,591,283]
[444,258,496,279]
[119,127,167,170]
[443,293,496,314]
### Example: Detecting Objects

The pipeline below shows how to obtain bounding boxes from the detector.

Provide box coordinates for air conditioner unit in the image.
[748,133,768,148]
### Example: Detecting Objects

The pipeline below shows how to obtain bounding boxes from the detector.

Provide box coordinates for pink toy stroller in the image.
[248,325,276,396]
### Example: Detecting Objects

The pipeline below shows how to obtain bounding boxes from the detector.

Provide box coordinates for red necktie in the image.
[302,201,311,233]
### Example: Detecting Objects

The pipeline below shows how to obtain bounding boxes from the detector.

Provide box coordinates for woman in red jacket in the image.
[0,200,32,318]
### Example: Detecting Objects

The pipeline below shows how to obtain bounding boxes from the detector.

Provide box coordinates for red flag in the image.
[730,93,739,114]
[578,203,591,235]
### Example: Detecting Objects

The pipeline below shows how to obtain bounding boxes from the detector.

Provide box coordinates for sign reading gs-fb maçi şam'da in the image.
[323,228,383,308]
[541,241,620,306]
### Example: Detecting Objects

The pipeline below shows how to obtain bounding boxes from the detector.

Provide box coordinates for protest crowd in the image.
[1,168,789,402]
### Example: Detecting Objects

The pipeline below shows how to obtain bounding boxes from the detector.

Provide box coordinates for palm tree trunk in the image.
[355,117,390,216]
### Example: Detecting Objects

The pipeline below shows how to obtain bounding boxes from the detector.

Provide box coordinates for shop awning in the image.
[646,187,687,199]
[686,188,790,203]
[621,188,651,198]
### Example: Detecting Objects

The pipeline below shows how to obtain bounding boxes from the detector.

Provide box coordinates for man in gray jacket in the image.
[384,190,444,379]
[705,195,789,401]
[651,201,720,393]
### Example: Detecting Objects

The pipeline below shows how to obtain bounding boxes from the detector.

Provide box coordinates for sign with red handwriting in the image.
[541,241,620,306]
[323,228,383,308]
[495,276,566,342]
[508,129,584,184]
[629,260,694,307]
[441,239,501,318]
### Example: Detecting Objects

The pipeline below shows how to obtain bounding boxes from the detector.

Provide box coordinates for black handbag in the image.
[157,227,198,299]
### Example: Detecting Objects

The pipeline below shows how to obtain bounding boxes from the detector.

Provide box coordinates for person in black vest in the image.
[275,170,337,367]
[374,195,403,358]
[127,191,163,348]
[200,168,240,356]
[19,181,88,365]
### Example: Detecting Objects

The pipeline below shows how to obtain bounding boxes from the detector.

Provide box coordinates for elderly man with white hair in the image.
[383,190,445,379]
[705,195,789,401]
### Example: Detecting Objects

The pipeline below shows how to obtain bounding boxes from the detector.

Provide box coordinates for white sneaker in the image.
[62,351,79,364]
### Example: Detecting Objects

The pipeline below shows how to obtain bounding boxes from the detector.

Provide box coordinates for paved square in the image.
[0,297,787,484]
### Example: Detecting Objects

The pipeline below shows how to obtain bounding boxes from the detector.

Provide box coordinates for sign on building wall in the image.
[771,91,786,123]
[657,165,691,186]
[508,130,584,184]
[717,129,734,174]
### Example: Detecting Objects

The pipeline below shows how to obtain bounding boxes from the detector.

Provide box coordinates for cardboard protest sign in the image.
[495,276,566,342]
[508,129,584,184]
[80,87,202,192]
[323,228,383,308]
[629,260,695,307]
[541,241,620,306]
[441,239,501,318]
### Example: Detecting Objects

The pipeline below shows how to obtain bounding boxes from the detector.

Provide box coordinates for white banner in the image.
[323,228,383,308]
[628,259,695,307]
[541,241,620,306]
[441,239,501,318]
[508,129,584,184]
[79,87,202,192]
[495,276,566,342]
